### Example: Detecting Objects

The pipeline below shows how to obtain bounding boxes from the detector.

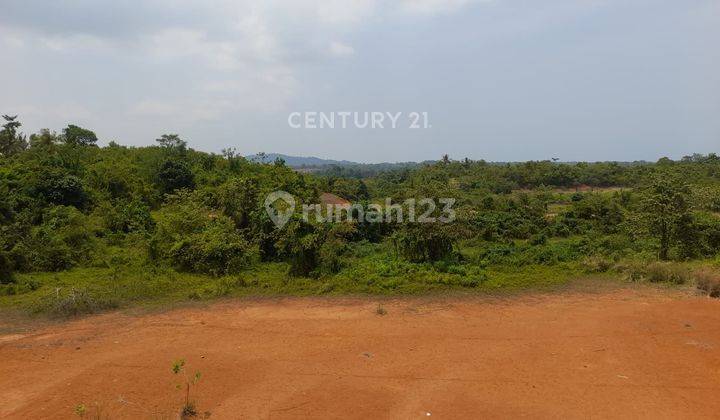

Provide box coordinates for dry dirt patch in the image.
[1,287,719,419]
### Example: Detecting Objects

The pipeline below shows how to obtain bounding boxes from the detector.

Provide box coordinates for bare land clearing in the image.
[1,283,719,419]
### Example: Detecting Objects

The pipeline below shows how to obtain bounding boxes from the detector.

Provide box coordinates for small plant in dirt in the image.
[74,402,107,419]
[375,303,387,316]
[172,359,202,418]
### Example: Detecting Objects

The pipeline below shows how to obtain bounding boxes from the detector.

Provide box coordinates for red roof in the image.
[320,193,351,206]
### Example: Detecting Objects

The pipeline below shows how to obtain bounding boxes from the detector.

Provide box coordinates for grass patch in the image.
[4,241,709,318]
[615,260,694,285]
[35,287,119,317]
[0,259,586,317]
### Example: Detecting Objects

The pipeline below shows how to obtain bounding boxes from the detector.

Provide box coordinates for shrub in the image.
[101,199,154,234]
[694,269,720,298]
[460,274,487,288]
[274,218,323,277]
[615,260,690,284]
[274,219,356,277]
[189,277,246,300]
[0,251,13,284]
[152,192,254,275]
[393,223,454,263]
[646,262,689,284]
[529,233,548,246]
[34,172,88,208]
[476,242,516,265]
[156,159,195,195]
[215,177,259,229]
[11,206,97,272]
[615,260,648,282]
[693,213,720,257]
[582,255,614,273]
[317,238,344,276]
[169,225,252,276]
[36,287,119,317]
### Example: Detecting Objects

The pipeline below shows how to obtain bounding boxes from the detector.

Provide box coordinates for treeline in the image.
[2,115,720,287]
[363,154,720,196]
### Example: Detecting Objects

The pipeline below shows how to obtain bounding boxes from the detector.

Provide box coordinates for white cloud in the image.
[398,0,487,15]
[1,0,485,135]
[39,33,109,52]
[329,41,355,57]
[14,103,93,121]
[315,0,377,24]
[146,28,245,71]
[0,32,25,49]
[129,100,180,118]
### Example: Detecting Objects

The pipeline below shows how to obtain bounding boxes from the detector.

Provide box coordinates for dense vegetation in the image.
[1,115,719,316]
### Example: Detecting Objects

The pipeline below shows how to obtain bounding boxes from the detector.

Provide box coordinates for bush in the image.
[156,159,195,195]
[10,206,97,272]
[694,269,720,298]
[0,251,14,284]
[615,260,648,282]
[393,224,455,263]
[582,255,614,273]
[34,172,88,208]
[460,274,487,288]
[0,277,40,296]
[101,199,154,234]
[273,219,350,277]
[272,218,322,277]
[529,233,548,246]
[646,262,689,284]
[169,224,252,276]
[152,194,254,275]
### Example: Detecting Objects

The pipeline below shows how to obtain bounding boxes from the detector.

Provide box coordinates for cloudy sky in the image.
[1,0,718,162]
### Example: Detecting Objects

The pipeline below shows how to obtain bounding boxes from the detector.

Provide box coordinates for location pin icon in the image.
[264,191,295,229]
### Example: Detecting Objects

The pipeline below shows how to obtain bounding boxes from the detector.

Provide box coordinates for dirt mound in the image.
[1,287,719,419]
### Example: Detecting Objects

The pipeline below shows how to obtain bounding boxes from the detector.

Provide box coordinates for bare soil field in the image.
[1,284,719,419]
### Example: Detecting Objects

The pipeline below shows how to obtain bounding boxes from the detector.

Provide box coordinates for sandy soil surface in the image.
[1,286,719,419]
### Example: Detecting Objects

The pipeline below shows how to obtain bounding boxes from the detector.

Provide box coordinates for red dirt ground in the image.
[1,286,719,419]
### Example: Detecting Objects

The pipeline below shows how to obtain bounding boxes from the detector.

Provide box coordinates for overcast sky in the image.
[1,0,718,162]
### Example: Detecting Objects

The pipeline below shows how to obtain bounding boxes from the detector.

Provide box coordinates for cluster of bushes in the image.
[1,115,719,304]
[392,223,455,263]
[2,206,97,273]
[149,192,253,275]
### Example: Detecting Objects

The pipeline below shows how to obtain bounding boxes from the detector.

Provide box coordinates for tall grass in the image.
[694,269,720,297]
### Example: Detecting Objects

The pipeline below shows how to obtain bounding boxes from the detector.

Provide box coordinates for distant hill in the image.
[245,153,358,167]
[244,153,427,177]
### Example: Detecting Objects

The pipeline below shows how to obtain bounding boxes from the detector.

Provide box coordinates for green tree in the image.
[0,115,27,157]
[636,175,693,260]
[29,129,60,148]
[63,124,98,146]
[156,159,195,195]
[156,134,187,154]
[32,169,88,208]
[216,177,259,229]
